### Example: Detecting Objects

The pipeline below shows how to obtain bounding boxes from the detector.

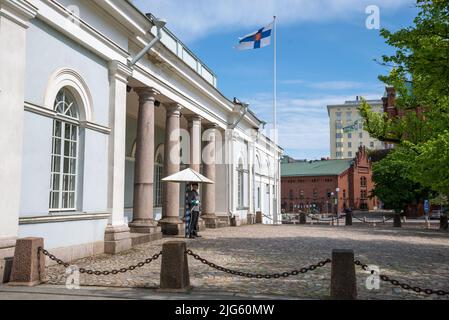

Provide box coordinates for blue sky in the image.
[132,0,418,160]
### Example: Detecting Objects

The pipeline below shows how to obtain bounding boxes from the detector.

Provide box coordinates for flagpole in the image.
[273,15,277,146]
[273,15,278,224]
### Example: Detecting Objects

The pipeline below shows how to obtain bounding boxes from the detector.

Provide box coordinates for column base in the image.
[129,220,162,234]
[230,216,242,227]
[104,225,132,254]
[247,213,256,225]
[198,217,206,231]
[158,218,185,236]
[202,214,221,229]
[130,232,163,246]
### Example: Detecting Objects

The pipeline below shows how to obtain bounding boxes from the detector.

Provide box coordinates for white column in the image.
[0,0,37,263]
[104,61,132,254]
[248,139,255,223]
[225,129,235,215]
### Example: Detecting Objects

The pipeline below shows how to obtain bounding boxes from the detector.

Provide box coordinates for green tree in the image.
[371,147,427,213]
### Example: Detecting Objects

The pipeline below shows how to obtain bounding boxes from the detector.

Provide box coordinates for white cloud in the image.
[132,0,414,42]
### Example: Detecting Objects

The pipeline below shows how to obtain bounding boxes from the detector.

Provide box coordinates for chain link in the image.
[38,247,162,276]
[351,214,393,224]
[186,249,331,279]
[354,260,449,296]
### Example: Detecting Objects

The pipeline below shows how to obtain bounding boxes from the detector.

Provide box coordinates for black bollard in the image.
[440,214,448,230]
[330,249,357,300]
[159,241,191,292]
[393,215,402,228]
[299,212,307,224]
[345,212,352,226]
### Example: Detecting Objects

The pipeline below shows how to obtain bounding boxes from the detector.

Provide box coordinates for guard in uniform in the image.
[185,183,201,238]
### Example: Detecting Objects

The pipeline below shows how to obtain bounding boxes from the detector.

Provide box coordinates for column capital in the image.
[165,103,183,116]
[204,123,219,130]
[108,61,132,84]
[134,87,160,102]
[186,115,203,128]
[185,114,203,122]
[0,0,38,29]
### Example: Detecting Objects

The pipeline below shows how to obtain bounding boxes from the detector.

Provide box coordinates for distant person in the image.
[424,207,430,229]
[186,183,201,238]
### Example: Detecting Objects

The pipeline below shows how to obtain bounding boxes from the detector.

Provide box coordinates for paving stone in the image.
[44,224,449,300]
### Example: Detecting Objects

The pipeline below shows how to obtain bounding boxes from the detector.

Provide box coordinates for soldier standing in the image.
[185,183,201,238]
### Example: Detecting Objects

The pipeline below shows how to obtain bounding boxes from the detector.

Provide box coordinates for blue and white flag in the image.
[235,22,273,50]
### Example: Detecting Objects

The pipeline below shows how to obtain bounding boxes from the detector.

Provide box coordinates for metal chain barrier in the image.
[186,249,331,279]
[354,260,449,296]
[308,214,336,223]
[38,247,162,276]
[262,213,274,221]
[351,214,394,224]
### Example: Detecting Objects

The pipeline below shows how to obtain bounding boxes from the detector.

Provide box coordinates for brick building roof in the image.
[281,159,352,177]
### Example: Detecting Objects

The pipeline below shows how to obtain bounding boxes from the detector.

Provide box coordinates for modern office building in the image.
[327,97,384,159]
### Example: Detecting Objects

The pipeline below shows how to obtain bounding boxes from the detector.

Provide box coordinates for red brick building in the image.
[281,147,377,214]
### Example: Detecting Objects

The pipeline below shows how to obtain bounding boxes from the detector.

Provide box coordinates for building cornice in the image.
[27,0,274,149]
[109,60,133,84]
[28,0,129,63]
[0,0,38,28]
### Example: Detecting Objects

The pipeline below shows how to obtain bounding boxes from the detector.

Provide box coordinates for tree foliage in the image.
[371,147,426,213]
[360,0,449,199]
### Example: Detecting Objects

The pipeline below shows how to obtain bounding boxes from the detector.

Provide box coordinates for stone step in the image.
[130,232,162,247]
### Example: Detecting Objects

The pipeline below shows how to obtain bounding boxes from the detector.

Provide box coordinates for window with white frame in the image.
[154,153,164,207]
[237,160,244,208]
[49,88,79,211]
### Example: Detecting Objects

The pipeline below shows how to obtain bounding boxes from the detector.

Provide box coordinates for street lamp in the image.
[330,192,334,215]
[335,187,340,225]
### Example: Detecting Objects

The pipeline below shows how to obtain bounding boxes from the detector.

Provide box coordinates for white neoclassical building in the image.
[0,0,282,273]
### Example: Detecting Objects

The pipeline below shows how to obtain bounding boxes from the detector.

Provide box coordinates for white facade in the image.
[0,0,282,266]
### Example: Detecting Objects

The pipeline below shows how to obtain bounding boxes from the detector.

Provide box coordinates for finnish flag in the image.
[235,22,273,51]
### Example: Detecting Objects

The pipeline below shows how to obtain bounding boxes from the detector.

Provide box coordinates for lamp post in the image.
[336,187,340,226]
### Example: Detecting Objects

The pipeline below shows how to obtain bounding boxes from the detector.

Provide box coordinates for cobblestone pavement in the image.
[45,224,449,300]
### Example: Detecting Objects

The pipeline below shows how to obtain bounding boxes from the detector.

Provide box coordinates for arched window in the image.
[255,155,261,174]
[237,159,244,208]
[361,176,367,187]
[49,88,79,211]
[154,153,164,207]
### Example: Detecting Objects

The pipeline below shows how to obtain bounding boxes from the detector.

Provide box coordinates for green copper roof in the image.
[281,159,353,177]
